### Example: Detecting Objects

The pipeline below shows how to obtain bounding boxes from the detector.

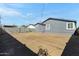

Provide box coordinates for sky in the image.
[0,3,79,27]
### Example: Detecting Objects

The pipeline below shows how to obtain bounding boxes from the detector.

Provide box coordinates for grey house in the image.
[35,18,77,34]
[34,23,45,32]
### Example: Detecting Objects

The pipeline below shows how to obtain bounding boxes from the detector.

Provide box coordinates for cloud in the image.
[0,7,34,20]
[7,4,25,7]
[0,7,27,19]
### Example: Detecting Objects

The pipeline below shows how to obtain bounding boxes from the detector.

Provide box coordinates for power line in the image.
[39,4,45,23]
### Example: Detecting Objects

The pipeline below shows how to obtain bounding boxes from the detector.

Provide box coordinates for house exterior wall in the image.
[43,20,76,34]
[18,27,28,33]
[3,27,19,33]
[35,24,45,32]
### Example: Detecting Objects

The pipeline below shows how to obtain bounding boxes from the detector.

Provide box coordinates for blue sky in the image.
[0,3,79,27]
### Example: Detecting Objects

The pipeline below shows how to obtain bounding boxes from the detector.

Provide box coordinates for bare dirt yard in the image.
[10,32,71,56]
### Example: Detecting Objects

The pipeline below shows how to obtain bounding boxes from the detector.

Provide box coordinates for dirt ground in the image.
[10,32,71,56]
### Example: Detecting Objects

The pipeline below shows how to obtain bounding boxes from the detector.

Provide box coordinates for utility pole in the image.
[41,4,45,18]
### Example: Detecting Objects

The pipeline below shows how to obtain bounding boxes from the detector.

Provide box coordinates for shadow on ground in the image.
[0,29,38,56]
[61,28,79,56]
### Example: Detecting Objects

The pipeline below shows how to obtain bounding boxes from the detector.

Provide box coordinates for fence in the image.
[3,27,36,33]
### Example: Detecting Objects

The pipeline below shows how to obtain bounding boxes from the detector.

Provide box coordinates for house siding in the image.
[35,24,45,32]
[43,20,76,34]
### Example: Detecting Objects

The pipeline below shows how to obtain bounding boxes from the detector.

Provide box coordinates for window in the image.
[46,24,50,30]
[66,22,75,30]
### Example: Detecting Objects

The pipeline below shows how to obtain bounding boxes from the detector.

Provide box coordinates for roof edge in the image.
[42,18,76,23]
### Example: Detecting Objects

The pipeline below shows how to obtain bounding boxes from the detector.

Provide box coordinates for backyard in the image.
[10,32,71,56]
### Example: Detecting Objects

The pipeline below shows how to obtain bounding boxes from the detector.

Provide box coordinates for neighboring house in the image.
[3,18,77,34]
[18,25,28,33]
[3,24,36,33]
[34,23,45,32]
[35,18,77,34]
[3,25,18,33]
[27,24,36,32]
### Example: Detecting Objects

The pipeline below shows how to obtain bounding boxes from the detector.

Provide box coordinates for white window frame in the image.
[46,24,50,30]
[66,22,76,30]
